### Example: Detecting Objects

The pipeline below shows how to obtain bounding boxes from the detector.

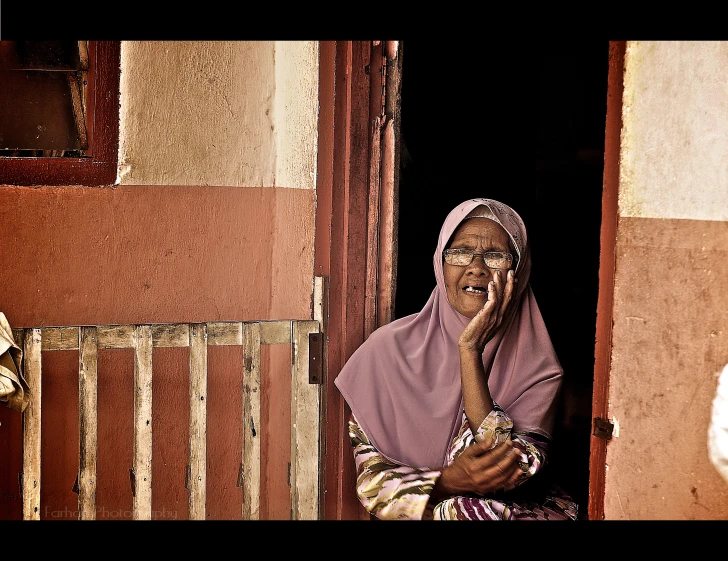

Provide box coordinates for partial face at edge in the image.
[444,217,513,319]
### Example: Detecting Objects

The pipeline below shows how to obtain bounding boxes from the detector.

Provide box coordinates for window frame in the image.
[0,41,120,187]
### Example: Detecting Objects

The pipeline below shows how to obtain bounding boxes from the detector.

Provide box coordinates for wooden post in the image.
[132,325,153,519]
[242,322,261,520]
[78,326,98,520]
[21,328,41,520]
[188,323,208,520]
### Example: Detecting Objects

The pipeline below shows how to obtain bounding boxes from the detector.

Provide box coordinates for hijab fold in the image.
[335,199,563,469]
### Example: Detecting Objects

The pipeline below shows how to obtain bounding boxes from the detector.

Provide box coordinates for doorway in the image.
[394,40,610,515]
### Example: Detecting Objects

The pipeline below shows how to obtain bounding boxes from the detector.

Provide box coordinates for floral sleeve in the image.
[348,413,441,520]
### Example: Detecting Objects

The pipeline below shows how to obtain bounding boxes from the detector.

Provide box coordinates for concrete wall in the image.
[0,41,320,520]
[605,41,728,519]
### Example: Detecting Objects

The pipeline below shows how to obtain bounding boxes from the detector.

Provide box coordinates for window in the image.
[0,41,120,186]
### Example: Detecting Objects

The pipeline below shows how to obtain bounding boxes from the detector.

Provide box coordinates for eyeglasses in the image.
[443,249,514,269]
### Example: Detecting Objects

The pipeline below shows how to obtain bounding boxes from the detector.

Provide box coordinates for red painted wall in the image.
[0,184,315,519]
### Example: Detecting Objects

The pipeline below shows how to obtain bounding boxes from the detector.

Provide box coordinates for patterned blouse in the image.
[349,403,579,520]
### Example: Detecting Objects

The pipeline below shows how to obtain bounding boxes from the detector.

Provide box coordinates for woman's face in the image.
[444,217,513,319]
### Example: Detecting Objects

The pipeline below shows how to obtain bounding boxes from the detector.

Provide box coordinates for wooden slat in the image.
[98,324,134,349]
[188,323,207,520]
[21,329,42,520]
[152,323,189,348]
[132,325,153,520]
[377,117,397,328]
[290,320,321,520]
[241,322,261,520]
[41,327,79,351]
[207,322,243,346]
[78,326,98,520]
[313,276,327,332]
[313,277,329,515]
[364,113,384,339]
[11,328,23,346]
[259,320,292,344]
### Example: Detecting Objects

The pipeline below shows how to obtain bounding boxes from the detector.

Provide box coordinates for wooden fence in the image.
[11,311,324,521]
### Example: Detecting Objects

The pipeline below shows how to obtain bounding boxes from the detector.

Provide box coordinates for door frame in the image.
[314,40,401,520]
[588,40,624,521]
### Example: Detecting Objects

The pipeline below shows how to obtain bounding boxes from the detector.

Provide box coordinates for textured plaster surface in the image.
[117,41,318,189]
[274,41,319,190]
[0,185,315,520]
[604,216,728,519]
[619,41,728,221]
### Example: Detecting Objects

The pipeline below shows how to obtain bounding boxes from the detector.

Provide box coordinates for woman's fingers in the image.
[460,269,517,351]
[459,283,497,348]
[495,270,515,324]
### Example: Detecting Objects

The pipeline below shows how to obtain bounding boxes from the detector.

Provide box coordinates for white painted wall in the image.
[619,41,728,221]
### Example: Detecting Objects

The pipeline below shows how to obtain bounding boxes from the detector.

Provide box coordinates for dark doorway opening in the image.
[395,41,610,516]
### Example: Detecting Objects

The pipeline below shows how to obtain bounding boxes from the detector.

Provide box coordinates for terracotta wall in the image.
[0,41,320,520]
[604,41,728,519]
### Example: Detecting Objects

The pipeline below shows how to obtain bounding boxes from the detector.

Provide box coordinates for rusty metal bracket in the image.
[129,468,136,497]
[308,332,323,384]
[593,417,614,441]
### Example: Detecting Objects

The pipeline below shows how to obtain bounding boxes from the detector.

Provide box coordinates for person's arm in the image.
[347,414,442,520]
[458,269,516,431]
[429,406,545,505]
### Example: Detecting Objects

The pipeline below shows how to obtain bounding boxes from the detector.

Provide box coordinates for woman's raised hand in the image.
[458,269,516,354]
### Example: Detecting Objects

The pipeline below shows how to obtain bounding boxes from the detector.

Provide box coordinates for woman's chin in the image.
[455,300,486,318]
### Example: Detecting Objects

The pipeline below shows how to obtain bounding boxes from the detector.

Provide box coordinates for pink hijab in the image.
[334,198,564,469]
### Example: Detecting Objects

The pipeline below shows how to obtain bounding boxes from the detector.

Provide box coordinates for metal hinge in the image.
[308,332,323,384]
[593,417,614,441]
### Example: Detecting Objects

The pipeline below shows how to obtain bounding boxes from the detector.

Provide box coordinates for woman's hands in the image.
[430,435,525,502]
[458,269,516,354]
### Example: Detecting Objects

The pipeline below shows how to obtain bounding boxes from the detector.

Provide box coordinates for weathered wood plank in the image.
[207,322,243,346]
[188,323,207,520]
[241,322,261,520]
[132,325,153,520]
[22,329,42,520]
[312,277,329,515]
[364,114,384,339]
[290,320,322,520]
[41,327,79,351]
[78,326,98,520]
[11,328,23,346]
[152,323,189,348]
[259,320,292,345]
[314,276,327,332]
[98,325,134,349]
[377,117,397,328]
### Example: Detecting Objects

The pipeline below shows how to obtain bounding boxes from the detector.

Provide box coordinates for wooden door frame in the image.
[316,39,621,521]
[314,40,401,520]
[588,40,624,521]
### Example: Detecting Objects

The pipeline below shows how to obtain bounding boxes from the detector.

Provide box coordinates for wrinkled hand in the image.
[458,269,516,353]
[435,435,524,498]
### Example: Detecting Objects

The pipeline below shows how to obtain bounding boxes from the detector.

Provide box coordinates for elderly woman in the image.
[334,198,578,520]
